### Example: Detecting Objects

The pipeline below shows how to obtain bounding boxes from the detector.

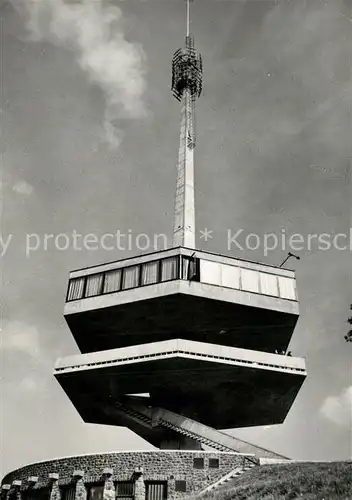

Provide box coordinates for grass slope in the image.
[199,461,352,500]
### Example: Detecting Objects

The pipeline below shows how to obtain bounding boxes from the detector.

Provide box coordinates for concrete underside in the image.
[55,352,305,429]
[65,293,298,354]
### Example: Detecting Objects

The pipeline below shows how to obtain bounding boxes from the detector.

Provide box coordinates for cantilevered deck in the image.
[54,339,306,430]
[64,247,299,354]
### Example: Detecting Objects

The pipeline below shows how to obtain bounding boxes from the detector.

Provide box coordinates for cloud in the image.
[12,180,34,196]
[320,386,352,428]
[2,320,41,358]
[18,376,40,393]
[14,0,148,149]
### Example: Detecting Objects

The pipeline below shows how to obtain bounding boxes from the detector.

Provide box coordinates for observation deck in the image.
[54,339,306,431]
[64,247,299,354]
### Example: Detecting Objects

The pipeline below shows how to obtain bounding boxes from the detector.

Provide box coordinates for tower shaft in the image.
[171,6,202,248]
[173,88,196,248]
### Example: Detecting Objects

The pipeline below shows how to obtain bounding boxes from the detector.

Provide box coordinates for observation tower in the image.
[54,0,306,459]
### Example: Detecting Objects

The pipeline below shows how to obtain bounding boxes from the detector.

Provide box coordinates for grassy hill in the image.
[198,461,352,500]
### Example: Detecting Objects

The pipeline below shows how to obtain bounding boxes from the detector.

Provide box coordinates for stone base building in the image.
[1,451,257,500]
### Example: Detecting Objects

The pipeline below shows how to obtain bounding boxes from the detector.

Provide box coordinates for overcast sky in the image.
[1,0,352,479]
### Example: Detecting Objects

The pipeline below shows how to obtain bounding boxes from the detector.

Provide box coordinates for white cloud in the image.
[15,0,147,149]
[12,180,34,196]
[18,377,39,393]
[320,386,352,428]
[2,320,41,358]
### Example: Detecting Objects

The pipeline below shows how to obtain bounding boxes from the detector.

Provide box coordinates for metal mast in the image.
[172,0,203,248]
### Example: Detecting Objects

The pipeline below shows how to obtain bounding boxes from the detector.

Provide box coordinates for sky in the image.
[1,0,352,479]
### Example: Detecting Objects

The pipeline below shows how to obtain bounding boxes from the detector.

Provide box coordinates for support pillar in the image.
[49,474,60,500]
[72,472,86,500]
[102,469,115,500]
[133,468,145,500]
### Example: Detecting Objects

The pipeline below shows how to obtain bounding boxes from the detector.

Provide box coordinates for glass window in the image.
[241,269,259,293]
[260,273,278,297]
[175,481,186,492]
[145,482,167,500]
[278,277,296,300]
[103,269,122,294]
[182,256,199,281]
[116,482,134,498]
[193,457,204,469]
[87,485,104,500]
[161,256,179,281]
[122,265,140,290]
[209,458,219,469]
[141,261,159,286]
[67,277,85,301]
[23,489,50,500]
[85,273,104,297]
[60,486,76,500]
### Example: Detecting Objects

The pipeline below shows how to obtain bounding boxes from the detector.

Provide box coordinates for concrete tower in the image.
[55,0,306,460]
[172,0,202,248]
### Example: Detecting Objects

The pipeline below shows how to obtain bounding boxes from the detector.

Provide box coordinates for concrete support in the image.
[173,88,196,248]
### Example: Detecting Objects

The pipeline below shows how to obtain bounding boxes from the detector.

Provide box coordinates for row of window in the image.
[67,254,296,303]
[67,256,198,302]
[14,464,219,500]
[193,457,219,469]
[20,481,166,500]
[64,481,167,500]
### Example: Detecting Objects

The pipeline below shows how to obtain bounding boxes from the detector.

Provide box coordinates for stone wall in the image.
[1,451,253,499]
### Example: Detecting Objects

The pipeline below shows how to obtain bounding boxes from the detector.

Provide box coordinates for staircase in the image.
[196,463,257,496]
[159,419,257,462]
[113,399,289,464]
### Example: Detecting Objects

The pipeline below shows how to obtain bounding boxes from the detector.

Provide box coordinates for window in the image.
[209,458,219,469]
[141,261,159,286]
[103,269,122,294]
[175,481,186,493]
[60,485,76,500]
[87,484,104,500]
[122,265,140,290]
[67,277,85,301]
[181,256,199,281]
[85,273,104,297]
[161,256,179,281]
[145,482,167,500]
[23,489,50,500]
[115,482,134,499]
[193,457,204,469]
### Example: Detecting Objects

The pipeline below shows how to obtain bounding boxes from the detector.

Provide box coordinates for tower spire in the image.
[171,0,202,249]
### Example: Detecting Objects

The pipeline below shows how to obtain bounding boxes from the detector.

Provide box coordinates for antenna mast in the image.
[171,0,203,248]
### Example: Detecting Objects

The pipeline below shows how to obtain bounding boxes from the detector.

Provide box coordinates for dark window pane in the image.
[60,486,76,500]
[175,481,186,492]
[23,489,50,500]
[116,482,134,498]
[87,485,104,500]
[209,458,219,469]
[182,257,199,280]
[193,457,204,469]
